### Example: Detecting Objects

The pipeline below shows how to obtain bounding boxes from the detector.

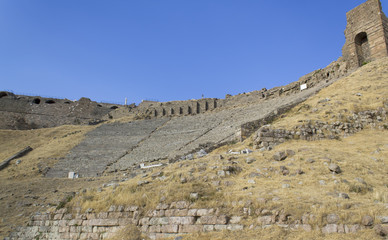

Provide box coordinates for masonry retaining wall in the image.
[9,201,388,240]
[254,105,387,150]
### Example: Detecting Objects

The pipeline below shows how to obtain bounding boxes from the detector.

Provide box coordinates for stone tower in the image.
[342,0,388,69]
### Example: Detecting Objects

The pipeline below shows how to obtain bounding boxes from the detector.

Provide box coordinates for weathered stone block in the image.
[63,214,73,220]
[179,224,203,233]
[197,209,214,216]
[149,217,169,225]
[81,226,93,233]
[108,212,123,219]
[227,224,244,231]
[214,225,227,231]
[58,226,69,233]
[93,226,107,233]
[118,218,138,226]
[169,217,195,225]
[149,225,161,233]
[53,214,63,220]
[147,210,160,217]
[140,224,148,233]
[197,215,228,225]
[68,219,83,226]
[322,224,338,234]
[97,212,108,219]
[160,225,179,233]
[139,217,150,226]
[69,225,81,233]
[123,206,137,212]
[326,214,339,224]
[203,225,215,232]
[156,203,170,210]
[188,209,198,216]
[69,232,80,239]
[88,218,119,226]
[170,201,189,209]
[58,220,69,227]
[230,216,242,224]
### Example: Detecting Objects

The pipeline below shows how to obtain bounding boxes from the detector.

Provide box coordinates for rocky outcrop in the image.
[0,93,118,130]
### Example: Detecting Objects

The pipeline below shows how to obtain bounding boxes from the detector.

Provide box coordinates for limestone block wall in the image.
[239,59,349,141]
[9,201,388,240]
[254,105,387,150]
[129,57,349,122]
[134,98,222,119]
[342,0,388,69]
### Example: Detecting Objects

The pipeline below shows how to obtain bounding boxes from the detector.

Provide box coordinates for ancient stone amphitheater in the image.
[1,0,388,239]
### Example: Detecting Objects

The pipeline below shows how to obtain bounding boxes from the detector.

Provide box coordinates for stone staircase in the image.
[46,78,335,178]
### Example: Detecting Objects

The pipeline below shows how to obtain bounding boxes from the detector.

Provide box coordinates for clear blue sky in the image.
[1,0,386,104]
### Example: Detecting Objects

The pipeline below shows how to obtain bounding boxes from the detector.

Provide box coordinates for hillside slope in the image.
[1,58,387,239]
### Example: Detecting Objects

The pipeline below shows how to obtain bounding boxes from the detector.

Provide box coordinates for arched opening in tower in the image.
[355,32,371,66]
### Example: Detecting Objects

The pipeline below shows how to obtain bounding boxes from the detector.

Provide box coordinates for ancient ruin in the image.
[2,1,388,239]
[342,0,388,68]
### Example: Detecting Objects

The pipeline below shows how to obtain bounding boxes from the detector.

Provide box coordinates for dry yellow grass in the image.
[0,124,110,238]
[0,124,95,174]
[272,57,388,129]
[1,58,388,239]
[70,58,388,239]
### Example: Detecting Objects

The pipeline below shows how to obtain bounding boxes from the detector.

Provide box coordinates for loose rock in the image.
[361,215,374,226]
[329,163,341,174]
[273,151,287,161]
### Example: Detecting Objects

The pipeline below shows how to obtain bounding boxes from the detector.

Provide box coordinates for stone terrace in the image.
[47,77,335,178]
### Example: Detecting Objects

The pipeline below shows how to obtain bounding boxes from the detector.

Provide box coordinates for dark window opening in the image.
[110,106,118,109]
[188,106,192,114]
[64,101,71,104]
[162,108,166,116]
[97,104,102,107]
[205,101,209,111]
[196,102,200,114]
[32,98,41,104]
[171,108,174,115]
[45,99,55,104]
[0,92,8,98]
[214,100,217,108]
[179,107,183,114]
[154,110,158,117]
[355,32,370,66]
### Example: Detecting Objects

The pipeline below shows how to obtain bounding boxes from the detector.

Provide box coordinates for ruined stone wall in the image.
[0,92,118,129]
[126,57,349,123]
[254,105,387,150]
[9,202,388,240]
[238,58,349,141]
[133,98,223,118]
[342,0,388,69]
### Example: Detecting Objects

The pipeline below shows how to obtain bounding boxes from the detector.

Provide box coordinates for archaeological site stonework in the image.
[342,0,388,69]
[3,1,388,239]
